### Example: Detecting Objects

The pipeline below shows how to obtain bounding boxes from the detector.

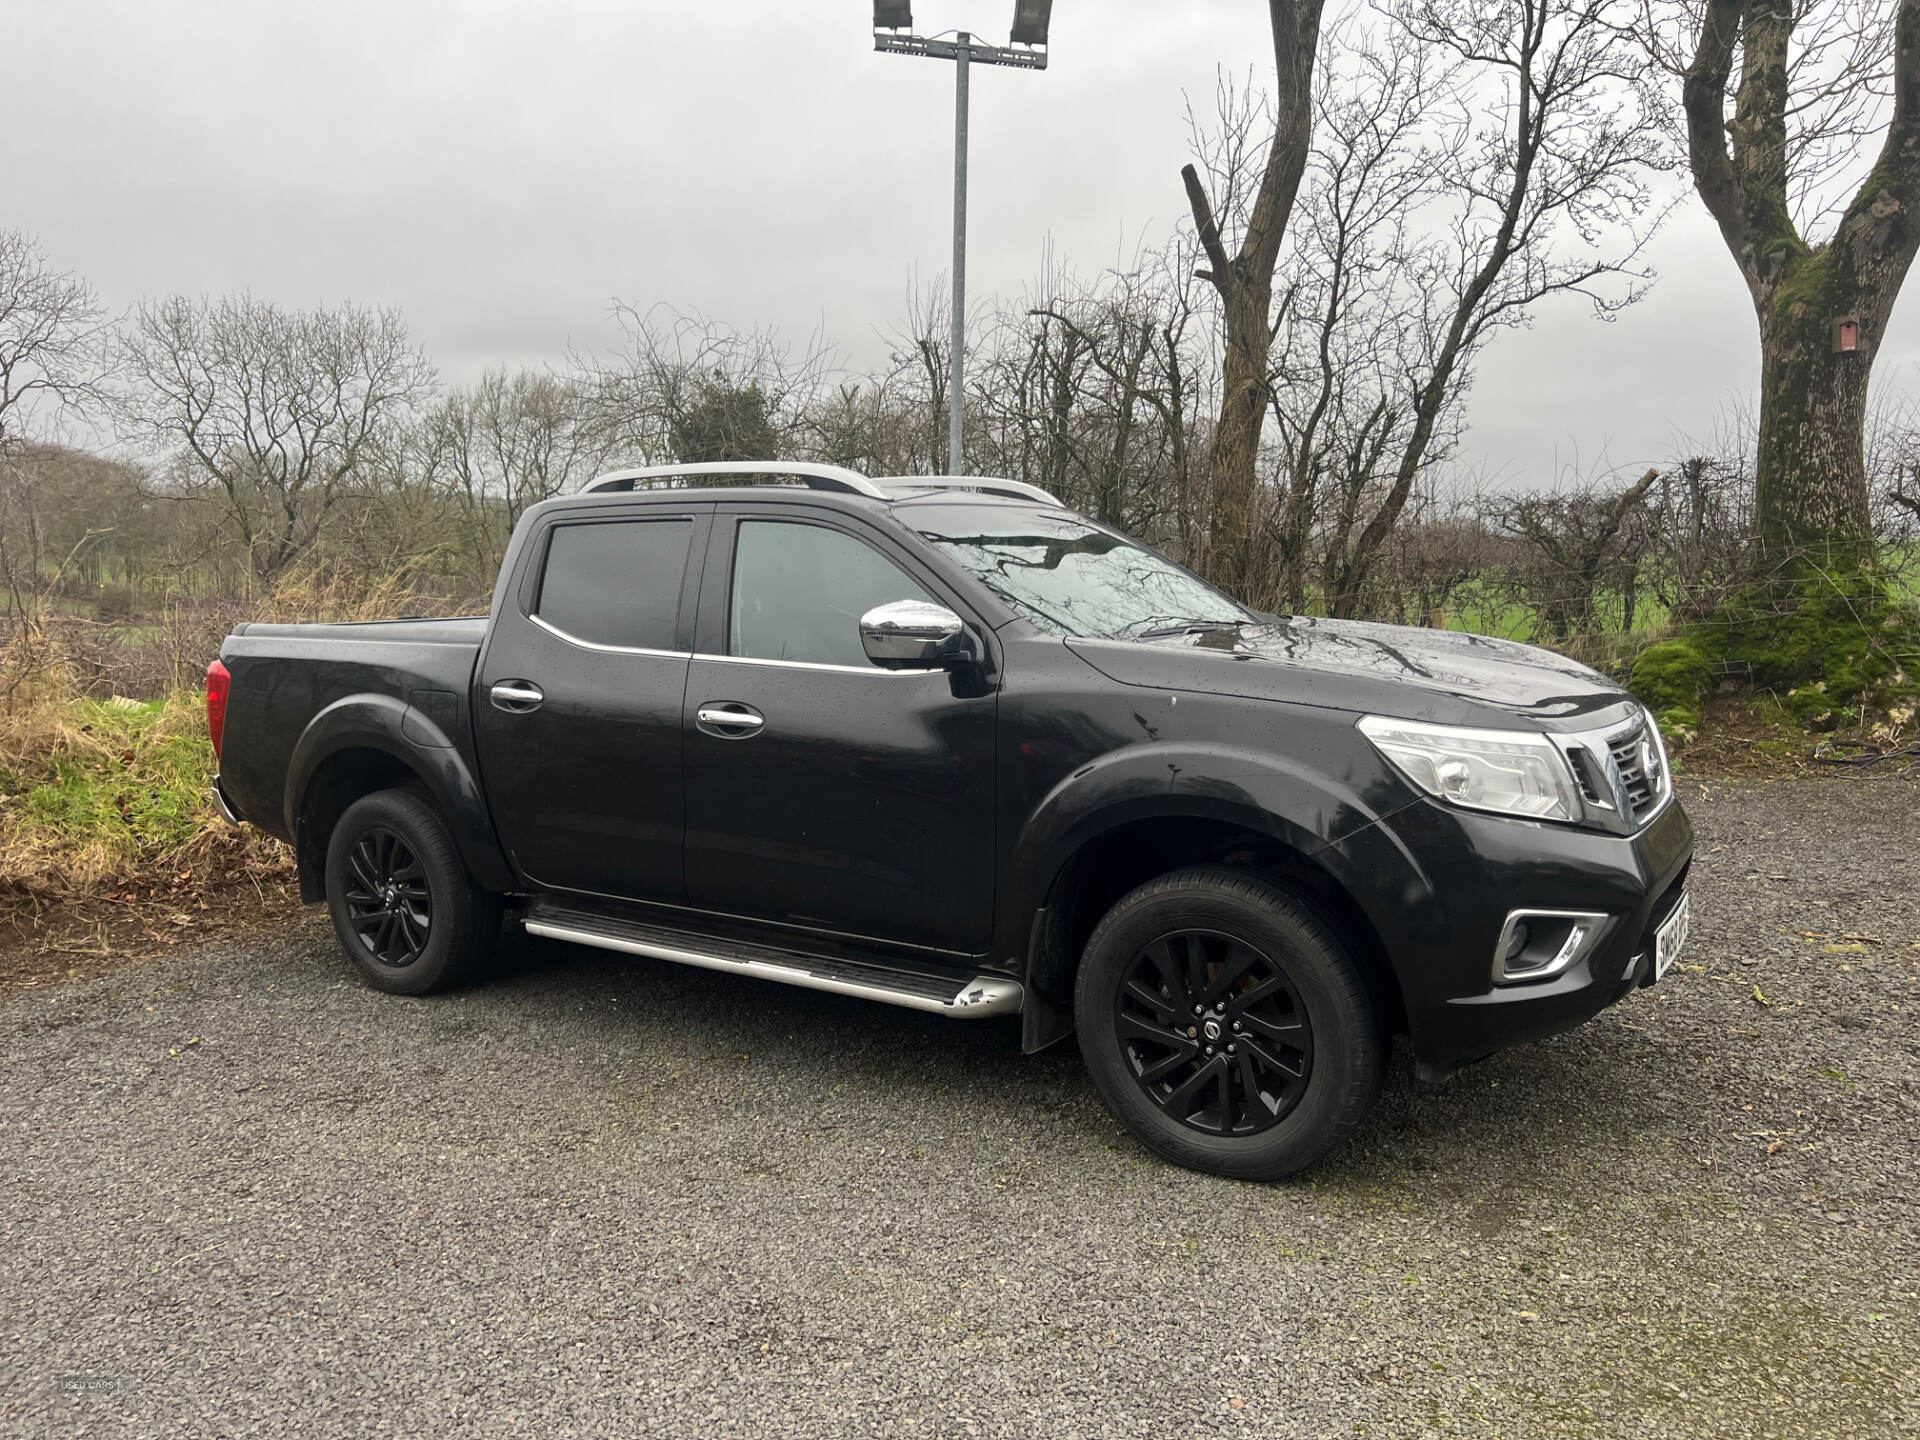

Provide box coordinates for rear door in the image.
[474,504,710,902]
[681,507,997,954]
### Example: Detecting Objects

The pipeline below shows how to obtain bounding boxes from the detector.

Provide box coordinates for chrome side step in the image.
[522,908,1023,1019]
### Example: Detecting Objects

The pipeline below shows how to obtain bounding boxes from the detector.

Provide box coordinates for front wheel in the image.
[324,788,499,996]
[1074,865,1386,1180]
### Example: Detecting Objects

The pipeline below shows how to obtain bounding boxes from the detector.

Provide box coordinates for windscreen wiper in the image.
[1129,619,1250,641]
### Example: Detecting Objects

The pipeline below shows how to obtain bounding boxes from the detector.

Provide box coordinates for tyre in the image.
[324,788,500,996]
[1074,865,1386,1180]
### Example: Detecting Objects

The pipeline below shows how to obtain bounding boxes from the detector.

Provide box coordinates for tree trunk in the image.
[1096,322,1150,528]
[1181,0,1326,602]
[1163,324,1194,565]
[1046,329,1079,506]
[1752,262,1877,561]
[1682,0,1920,569]
[1206,282,1275,596]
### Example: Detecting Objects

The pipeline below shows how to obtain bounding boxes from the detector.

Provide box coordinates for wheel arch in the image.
[286,695,516,902]
[1004,747,1410,1053]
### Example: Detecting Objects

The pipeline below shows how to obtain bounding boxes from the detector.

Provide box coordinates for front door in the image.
[473,505,708,903]
[682,510,997,955]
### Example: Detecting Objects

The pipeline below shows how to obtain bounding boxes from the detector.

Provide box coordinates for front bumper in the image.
[1330,790,1694,1076]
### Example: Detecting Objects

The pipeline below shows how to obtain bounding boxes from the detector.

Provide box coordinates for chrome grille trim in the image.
[1551,708,1672,834]
[1609,729,1656,819]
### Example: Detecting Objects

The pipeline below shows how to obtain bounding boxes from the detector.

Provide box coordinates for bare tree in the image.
[1180,0,1329,599]
[0,231,112,459]
[0,232,115,698]
[1867,393,1920,578]
[1644,452,1756,618]
[0,232,112,587]
[956,239,1213,551]
[419,369,610,576]
[1265,32,1442,612]
[1319,0,1667,617]
[1020,258,1203,529]
[121,295,436,585]
[585,304,831,469]
[1665,0,1919,560]
[1493,466,1660,642]
[885,278,958,475]
[807,373,933,478]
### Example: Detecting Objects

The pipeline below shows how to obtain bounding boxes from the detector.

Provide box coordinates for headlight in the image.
[1357,716,1582,823]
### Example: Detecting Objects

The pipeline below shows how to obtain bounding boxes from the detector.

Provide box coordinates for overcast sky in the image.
[5,0,1915,488]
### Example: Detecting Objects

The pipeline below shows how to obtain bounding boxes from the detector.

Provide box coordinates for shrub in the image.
[1715,567,1920,732]
[93,583,135,620]
[1631,637,1714,732]
[0,687,288,897]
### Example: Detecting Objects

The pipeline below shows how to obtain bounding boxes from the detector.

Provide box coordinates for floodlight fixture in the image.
[1010,0,1052,46]
[873,1,913,30]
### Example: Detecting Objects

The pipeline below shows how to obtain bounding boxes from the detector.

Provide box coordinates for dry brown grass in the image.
[40,570,488,703]
[1,571,482,906]
[0,678,291,902]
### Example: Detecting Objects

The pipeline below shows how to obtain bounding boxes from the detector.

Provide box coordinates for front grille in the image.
[1608,725,1665,822]
[1566,748,1609,807]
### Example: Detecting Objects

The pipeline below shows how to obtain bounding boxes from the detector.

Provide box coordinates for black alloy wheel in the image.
[324,787,499,996]
[1117,929,1314,1135]
[340,827,433,969]
[1074,865,1385,1180]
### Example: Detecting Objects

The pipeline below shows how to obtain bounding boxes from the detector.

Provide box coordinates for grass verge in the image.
[0,688,288,897]
[0,685,297,998]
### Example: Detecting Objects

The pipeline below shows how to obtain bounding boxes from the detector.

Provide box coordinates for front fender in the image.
[993,740,1397,968]
[285,694,517,895]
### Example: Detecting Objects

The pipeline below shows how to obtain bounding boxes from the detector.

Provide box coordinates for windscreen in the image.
[912,506,1248,639]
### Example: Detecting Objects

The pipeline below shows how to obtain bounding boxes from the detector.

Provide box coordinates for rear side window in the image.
[536,519,691,651]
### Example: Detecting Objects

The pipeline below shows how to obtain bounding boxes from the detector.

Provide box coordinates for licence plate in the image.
[1653,891,1690,980]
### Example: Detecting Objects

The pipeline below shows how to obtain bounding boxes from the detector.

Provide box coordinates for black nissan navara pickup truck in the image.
[207,462,1693,1179]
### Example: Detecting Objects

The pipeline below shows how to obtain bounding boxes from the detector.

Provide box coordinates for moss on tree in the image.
[1635,564,1920,741]
[1631,638,1714,735]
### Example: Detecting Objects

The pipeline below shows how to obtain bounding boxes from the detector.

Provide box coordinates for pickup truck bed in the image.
[217,616,515,901]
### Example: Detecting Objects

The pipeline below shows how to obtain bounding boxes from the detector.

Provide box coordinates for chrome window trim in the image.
[692,650,936,678]
[528,612,690,659]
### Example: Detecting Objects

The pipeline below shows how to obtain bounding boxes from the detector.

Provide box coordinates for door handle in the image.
[490,680,545,713]
[696,702,765,737]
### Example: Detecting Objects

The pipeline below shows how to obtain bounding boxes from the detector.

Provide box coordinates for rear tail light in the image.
[206,659,230,760]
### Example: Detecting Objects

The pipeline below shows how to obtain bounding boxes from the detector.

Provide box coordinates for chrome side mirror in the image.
[859,600,968,670]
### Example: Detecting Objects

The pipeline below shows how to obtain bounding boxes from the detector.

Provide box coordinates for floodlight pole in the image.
[949,36,970,479]
[874,27,1047,477]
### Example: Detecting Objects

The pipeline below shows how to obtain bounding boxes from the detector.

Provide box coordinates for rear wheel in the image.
[325,788,498,995]
[1074,865,1385,1180]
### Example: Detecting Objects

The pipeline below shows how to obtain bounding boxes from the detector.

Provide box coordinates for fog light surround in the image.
[1493,909,1611,985]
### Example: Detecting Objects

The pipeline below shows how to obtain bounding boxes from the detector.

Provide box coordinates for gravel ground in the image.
[3,775,1917,1439]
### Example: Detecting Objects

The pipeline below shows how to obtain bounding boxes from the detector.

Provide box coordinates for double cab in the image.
[208,463,1693,1178]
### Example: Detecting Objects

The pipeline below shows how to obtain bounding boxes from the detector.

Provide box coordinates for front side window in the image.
[914,507,1248,638]
[730,520,933,667]
[536,518,692,650]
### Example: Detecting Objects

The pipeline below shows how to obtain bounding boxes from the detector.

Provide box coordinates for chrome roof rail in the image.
[883,476,1065,506]
[585,461,891,500]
